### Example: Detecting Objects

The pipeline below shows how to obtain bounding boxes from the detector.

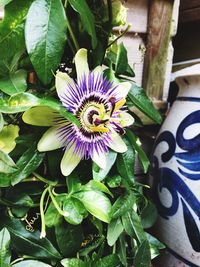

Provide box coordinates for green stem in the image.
[107,0,113,25]
[48,187,69,217]
[64,0,79,51]
[33,172,58,186]
[40,187,49,238]
[107,23,132,48]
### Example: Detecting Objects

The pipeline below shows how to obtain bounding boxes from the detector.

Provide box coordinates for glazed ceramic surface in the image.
[152,64,200,266]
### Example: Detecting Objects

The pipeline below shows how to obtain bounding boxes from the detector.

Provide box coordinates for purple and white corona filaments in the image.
[22,49,134,176]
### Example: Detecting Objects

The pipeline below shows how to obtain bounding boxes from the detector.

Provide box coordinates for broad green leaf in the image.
[92,151,117,181]
[0,69,27,95]
[112,193,136,219]
[12,260,52,267]
[55,222,83,257]
[141,201,157,229]
[68,0,97,49]
[122,210,146,243]
[2,217,61,260]
[45,202,62,228]
[146,233,165,259]
[84,180,113,197]
[3,191,34,207]
[66,173,81,194]
[79,236,104,257]
[61,258,87,267]
[127,84,162,124]
[0,228,11,266]
[0,1,33,59]
[63,197,85,225]
[0,113,4,132]
[0,150,17,174]
[134,240,151,267]
[118,233,127,267]
[115,43,134,77]
[95,254,120,267]
[74,190,112,223]
[0,124,19,153]
[0,145,45,187]
[0,0,12,6]
[116,137,135,185]
[25,0,67,85]
[107,218,123,246]
[126,129,149,173]
[106,174,121,188]
[11,145,45,185]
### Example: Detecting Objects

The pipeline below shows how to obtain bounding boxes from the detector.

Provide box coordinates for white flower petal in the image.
[120,112,135,127]
[91,149,107,169]
[107,131,127,153]
[61,145,81,176]
[22,106,58,126]
[74,48,89,80]
[114,81,131,99]
[55,71,76,98]
[93,65,102,76]
[37,126,63,152]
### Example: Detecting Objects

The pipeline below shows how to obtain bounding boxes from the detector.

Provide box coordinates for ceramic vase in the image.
[152,64,200,266]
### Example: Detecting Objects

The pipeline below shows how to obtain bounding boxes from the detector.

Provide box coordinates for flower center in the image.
[79,101,110,133]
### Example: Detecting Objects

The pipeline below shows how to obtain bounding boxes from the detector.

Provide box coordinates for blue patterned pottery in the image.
[152,64,200,266]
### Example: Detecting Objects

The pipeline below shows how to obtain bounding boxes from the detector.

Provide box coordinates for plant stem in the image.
[48,186,69,217]
[64,0,79,51]
[40,186,49,238]
[107,0,113,25]
[107,23,132,48]
[33,172,58,186]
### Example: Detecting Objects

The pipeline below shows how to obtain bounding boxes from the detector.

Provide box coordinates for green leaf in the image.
[106,174,121,188]
[125,129,149,173]
[0,150,17,174]
[68,0,97,49]
[118,233,127,267]
[0,124,19,153]
[0,0,33,60]
[95,254,120,267]
[61,258,87,267]
[66,173,81,194]
[107,218,123,246]
[122,210,146,243]
[55,222,83,257]
[115,43,134,77]
[116,137,135,185]
[12,260,52,267]
[0,0,12,7]
[134,240,151,267]
[84,180,113,197]
[92,151,117,181]
[25,0,67,85]
[79,236,104,257]
[112,193,136,219]
[45,202,62,228]
[141,201,157,229]
[0,70,27,95]
[127,84,162,124]
[11,145,45,185]
[0,228,11,266]
[63,197,85,225]
[74,190,112,223]
[146,233,165,259]
[0,113,4,132]
[2,217,61,260]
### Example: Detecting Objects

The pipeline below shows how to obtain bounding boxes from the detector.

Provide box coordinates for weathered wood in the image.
[142,0,175,101]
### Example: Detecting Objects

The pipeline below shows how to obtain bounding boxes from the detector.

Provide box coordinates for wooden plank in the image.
[142,0,174,101]
[179,7,200,23]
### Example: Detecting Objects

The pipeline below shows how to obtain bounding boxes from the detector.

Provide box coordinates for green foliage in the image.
[0,0,164,266]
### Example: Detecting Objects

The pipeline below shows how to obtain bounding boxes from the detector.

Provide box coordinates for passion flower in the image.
[23,49,134,176]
